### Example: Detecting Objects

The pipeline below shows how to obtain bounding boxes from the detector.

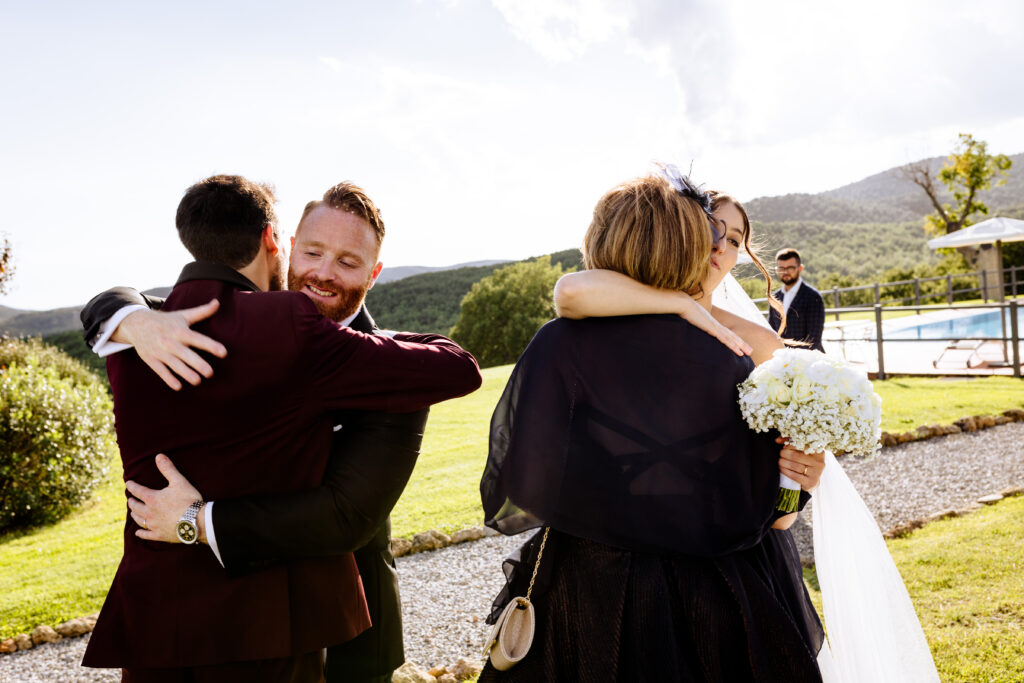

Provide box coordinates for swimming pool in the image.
[884,308,1024,340]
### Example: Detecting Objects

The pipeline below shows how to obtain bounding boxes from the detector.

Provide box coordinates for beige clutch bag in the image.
[483,528,550,671]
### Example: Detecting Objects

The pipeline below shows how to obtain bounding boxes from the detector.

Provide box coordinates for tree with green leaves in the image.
[0,234,13,296]
[900,133,1012,236]
[450,255,573,368]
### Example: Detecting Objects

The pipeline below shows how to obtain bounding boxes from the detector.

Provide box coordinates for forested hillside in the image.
[367,249,584,334]
[738,220,940,285]
[366,263,508,333]
[746,152,1024,224]
[743,194,921,223]
[823,152,1024,208]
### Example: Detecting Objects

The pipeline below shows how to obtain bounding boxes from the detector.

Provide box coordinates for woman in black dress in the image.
[479,171,825,682]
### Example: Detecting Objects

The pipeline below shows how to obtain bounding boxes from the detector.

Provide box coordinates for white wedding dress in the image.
[712,274,939,683]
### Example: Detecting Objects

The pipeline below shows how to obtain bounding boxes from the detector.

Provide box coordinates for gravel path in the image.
[3,422,1023,682]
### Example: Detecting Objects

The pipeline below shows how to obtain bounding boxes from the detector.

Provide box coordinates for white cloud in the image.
[490,0,630,61]
[319,56,345,73]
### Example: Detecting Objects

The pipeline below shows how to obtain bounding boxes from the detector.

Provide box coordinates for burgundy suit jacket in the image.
[82,262,481,668]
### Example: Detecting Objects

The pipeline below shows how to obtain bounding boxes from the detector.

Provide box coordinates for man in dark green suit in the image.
[81,182,438,682]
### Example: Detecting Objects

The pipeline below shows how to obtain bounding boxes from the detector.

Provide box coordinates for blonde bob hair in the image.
[582,174,713,293]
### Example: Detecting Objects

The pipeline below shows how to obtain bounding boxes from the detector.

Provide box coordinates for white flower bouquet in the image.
[738,348,882,512]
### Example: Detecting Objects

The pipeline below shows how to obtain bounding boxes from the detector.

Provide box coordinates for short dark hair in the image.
[175,175,278,268]
[775,248,802,264]
[298,181,385,246]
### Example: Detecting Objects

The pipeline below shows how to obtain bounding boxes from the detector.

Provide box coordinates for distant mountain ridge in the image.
[375,260,510,284]
[744,152,1024,224]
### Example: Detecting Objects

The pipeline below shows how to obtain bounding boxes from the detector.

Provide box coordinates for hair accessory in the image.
[656,163,714,218]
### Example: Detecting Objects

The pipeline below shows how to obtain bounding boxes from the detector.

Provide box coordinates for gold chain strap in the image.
[525,527,550,602]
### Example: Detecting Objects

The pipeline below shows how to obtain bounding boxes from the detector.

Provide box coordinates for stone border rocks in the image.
[0,616,97,655]
[393,657,484,682]
[879,409,1024,447]
[391,526,498,559]
[882,485,1024,539]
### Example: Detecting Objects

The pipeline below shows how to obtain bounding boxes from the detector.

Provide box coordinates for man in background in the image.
[768,247,826,352]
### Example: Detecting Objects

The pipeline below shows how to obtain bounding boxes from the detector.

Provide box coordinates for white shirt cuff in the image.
[205,502,224,567]
[91,305,148,357]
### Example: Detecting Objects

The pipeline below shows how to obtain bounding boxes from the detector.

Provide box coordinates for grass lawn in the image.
[0,463,124,640]
[1,368,1022,644]
[873,376,1024,432]
[803,495,1024,682]
[389,365,509,537]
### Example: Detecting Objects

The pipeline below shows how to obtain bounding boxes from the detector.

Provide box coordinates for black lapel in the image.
[793,283,808,310]
[349,305,379,335]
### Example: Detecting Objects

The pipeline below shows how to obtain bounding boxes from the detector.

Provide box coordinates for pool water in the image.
[884,308,1024,340]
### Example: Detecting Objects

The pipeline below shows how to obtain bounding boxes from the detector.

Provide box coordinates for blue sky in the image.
[3,0,1023,310]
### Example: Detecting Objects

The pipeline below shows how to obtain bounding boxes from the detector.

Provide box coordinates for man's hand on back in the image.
[114,300,228,390]
[127,454,207,544]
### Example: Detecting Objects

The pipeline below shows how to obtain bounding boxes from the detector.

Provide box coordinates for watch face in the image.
[177,520,197,544]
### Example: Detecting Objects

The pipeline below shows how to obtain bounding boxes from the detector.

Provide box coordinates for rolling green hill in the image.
[738,220,941,285]
[0,306,83,337]
[746,152,1024,224]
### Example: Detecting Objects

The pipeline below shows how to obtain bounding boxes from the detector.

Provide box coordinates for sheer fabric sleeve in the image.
[482,321,573,536]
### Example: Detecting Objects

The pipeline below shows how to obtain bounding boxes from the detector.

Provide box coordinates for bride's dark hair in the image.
[708,191,787,333]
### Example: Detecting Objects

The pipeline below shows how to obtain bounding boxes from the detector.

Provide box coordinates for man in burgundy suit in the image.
[81,175,481,682]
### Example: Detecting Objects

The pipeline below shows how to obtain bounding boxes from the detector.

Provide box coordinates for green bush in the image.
[0,337,115,533]
[450,256,571,368]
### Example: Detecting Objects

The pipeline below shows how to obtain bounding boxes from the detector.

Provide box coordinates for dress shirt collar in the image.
[781,277,803,314]
[338,310,359,328]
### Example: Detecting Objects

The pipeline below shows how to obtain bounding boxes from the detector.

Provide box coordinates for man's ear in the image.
[367,261,384,289]
[262,225,282,255]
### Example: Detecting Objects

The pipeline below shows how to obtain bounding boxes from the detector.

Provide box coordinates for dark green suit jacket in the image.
[82,292,425,680]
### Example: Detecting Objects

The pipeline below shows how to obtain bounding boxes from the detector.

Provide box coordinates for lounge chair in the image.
[932,340,985,369]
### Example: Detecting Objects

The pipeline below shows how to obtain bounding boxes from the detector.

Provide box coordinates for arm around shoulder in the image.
[392,332,483,398]
[81,286,164,344]
[554,270,690,319]
[299,308,482,413]
[711,307,783,366]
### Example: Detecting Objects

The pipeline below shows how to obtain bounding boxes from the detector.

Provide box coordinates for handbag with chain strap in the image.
[483,528,551,671]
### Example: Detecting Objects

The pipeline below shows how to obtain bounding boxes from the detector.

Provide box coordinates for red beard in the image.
[288,274,369,323]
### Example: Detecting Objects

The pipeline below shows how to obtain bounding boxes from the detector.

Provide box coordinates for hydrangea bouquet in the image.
[738,348,882,512]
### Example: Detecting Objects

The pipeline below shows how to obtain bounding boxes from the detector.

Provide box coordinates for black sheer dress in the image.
[479,315,823,682]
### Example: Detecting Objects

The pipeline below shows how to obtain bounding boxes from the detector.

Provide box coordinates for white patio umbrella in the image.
[926,216,1024,249]
[928,216,1024,302]
[928,217,1024,365]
